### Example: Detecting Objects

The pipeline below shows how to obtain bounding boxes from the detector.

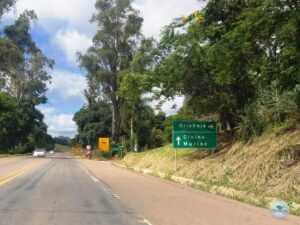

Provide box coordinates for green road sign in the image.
[172,121,217,149]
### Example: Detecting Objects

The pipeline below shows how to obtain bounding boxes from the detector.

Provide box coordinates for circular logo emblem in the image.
[270,200,289,220]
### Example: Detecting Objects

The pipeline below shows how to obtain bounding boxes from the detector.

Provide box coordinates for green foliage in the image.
[0,0,16,18]
[0,38,23,74]
[4,10,38,54]
[76,0,300,148]
[0,93,53,152]
[79,0,143,141]
[1,10,53,104]
[0,93,20,149]
[164,113,196,143]
[149,128,165,148]
[150,0,300,138]
[73,101,112,147]
[237,82,299,139]
[0,4,54,153]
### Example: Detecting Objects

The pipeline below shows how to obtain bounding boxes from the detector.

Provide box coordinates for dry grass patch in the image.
[121,129,300,211]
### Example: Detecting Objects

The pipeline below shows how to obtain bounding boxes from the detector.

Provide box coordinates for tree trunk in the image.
[112,99,122,142]
[134,135,139,152]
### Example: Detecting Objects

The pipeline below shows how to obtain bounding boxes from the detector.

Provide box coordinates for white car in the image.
[33,149,46,157]
[49,150,54,154]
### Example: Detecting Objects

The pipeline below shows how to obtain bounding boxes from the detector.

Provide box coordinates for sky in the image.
[3,0,203,138]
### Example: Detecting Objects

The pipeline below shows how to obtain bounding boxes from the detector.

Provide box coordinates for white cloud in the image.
[54,29,92,65]
[162,96,185,115]
[6,0,97,34]
[47,113,77,137]
[4,0,200,119]
[144,93,185,116]
[4,0,96,66]
[37,106,77,137]
[38,107,56,115]
[133,0,203,38]
[48,69,87,99]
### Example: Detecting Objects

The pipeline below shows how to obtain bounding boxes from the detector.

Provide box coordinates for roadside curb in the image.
[112,162,300,214]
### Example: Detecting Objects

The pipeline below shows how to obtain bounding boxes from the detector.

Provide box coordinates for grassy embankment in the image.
[119,126,300,215]
[69,146,85,158]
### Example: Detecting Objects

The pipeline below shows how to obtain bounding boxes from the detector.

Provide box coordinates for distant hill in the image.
[54,144,69,152]
[54,136,71,146]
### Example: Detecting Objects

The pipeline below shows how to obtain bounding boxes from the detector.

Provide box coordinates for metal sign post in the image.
[174,149,177,172]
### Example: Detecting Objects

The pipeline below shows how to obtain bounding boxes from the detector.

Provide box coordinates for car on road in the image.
[33,149,46,157]
[49,150,54,154]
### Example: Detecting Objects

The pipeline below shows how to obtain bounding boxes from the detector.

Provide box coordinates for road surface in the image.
[0,152,299,225]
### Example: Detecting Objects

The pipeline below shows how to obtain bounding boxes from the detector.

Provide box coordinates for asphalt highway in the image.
[0,153,146,225]
[0,153,299,225]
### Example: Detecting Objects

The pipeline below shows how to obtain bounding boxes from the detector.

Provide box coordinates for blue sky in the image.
[2,0,203,137]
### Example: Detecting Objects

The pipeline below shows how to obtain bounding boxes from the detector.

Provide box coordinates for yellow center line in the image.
[0,162,43,186]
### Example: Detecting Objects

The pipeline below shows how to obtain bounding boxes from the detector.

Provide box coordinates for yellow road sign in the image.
[99,138,110,152]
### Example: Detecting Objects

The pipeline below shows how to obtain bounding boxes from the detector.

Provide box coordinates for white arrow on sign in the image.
[176,136,181,145]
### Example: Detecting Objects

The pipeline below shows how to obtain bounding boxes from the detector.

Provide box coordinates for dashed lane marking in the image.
[138,219,153,225]
[82,166,121,199]
[102,187,121,199]
[90,175,99,183]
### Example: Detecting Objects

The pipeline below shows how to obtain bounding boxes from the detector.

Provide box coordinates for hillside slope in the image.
[120,129,300,214]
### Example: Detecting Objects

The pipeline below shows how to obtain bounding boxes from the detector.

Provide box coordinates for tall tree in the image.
[79,0,143,142]
[73,101,112,147]
[0,4,55,152]
[2,10,54,104]
[0,0,16,19]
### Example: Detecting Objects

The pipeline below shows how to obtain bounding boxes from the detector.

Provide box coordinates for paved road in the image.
[0,153,299,225]
[0,153,146,225]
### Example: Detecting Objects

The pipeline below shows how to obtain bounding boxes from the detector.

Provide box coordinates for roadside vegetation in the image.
[71,0,300,153]
[54,144,69,153]
[71,1,300,211]
[119,126,300,215]
[0,1,55,154]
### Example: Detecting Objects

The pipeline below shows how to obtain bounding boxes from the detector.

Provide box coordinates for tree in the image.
[0,93,20,151]
[79,0,143,142]
[0,0,16,18]
[73,101,112,147]
[151,0,300,135]
[2,10,54,104]
[0,4,54,152]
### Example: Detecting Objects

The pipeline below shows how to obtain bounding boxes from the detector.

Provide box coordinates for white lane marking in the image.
[82,167,99,183]
[138,219,152,225]
[102,187,121,199]
[111,194,120,199]
[90,175,99,183]
[103,187,109,193]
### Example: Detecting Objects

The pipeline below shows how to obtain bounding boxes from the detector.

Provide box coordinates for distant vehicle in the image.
[49,150,54,154]
[33,149,46,157]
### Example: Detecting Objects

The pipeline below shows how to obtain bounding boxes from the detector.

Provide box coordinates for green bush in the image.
[236,83,299,140]
[149,128,165,148]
